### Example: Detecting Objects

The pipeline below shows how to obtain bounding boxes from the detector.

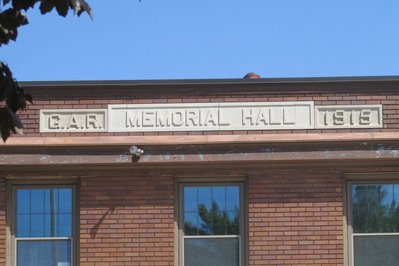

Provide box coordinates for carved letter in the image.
[350,110,355,125]
[49,114,60,129]
[67,114,80,129]
[256,109,268,125]
[186,110,199,127]
[218,109,230,126]
[242,109,255,126]
[324,110,329,126]
[172,111,184,126]
[156,111,170,127]
[333,110,345,125]
[360,109,372,125]
[86,114,100,129]
[283,108,295,125]
[204,110,217,126]
[142,111,155,127]
[126,111,142,127]
[269,108,282,125]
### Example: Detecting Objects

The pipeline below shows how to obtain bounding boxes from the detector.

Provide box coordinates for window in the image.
[179,183,244,266]
[349,182,399,266]
[12,185,76,266]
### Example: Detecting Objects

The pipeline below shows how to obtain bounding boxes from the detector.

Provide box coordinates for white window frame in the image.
[10,184,77,266]
[178,182,245,266]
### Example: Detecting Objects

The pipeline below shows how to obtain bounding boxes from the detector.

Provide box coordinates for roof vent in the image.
[243,72,261,79]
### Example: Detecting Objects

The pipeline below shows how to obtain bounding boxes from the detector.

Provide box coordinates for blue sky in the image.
[2,0,399,81]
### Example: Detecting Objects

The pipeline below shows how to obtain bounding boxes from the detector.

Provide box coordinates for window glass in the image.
[16,188,73,238]
[184,187,197,212]
[352,184,399,233]
[183,185,240,236]
[16,215,30,238]
[59,189,72,213]
[184,238,240,266]
[16,190,30,214]
[15,186,74,266]
[31,214,45,237]
[184,212,198,235]
[226,186,239,211]
[17,239,71,266]
[31,190,45,214]
[351,182,399,266]
[182,183,242,266]
[353,235,399,266]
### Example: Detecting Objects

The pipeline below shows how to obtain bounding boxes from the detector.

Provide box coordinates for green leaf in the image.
[24,93,32,104]
[0,8,28,46]
[39,0,56,15]
[55,0,69,17]
[0,108,11,141]
[7,107,23,133]
[11,0,37,11]
[0,60,30,141]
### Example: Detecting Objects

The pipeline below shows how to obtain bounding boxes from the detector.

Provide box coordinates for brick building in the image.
[1,76,399,266]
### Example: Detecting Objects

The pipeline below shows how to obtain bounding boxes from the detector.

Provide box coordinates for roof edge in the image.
[19,75,399,87]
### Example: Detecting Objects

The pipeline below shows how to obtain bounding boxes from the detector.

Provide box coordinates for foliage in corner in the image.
[0,0,92,141]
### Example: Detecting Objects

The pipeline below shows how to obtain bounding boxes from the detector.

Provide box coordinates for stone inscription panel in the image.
[40,109,107,132]
[315,105,382,129]
[108,102,314,132]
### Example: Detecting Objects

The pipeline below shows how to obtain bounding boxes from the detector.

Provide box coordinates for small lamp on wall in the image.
[130,146,144,161]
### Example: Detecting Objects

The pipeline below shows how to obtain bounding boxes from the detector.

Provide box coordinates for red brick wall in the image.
[79,173,175,266]
[0,178,6,265]
[75,169,345,266]
[9,85,394,265]
[17,91,399,137]
[248,170,344,265]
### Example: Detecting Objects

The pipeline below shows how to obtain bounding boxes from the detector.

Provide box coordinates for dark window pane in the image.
[184,184,241,236]
[184,237,239,266]
[352,184,399,233]
[381,185,393,207]
[44,214,52,237]
[17,190,30,214]
[212,210,227,235]
[395,185,399,231]
[31,190,45,214]
[354,235,399,266]
[380,185,395,232]
[31,214,45,237]
[226,186,239,211]
[212,187,226,211]
[394,185,399,202]
[210,187,227,235]
[16,214,30,237]
[44,213,60,237]
[197,187,213,235]
[184,212,198,235]
[198,187,212,211]
[58,189,72,213]
[44,190,51,213]
[58,214,72,237]
[16,187,73,238]
[198,209,212,236]
[53,189,59,214]
[184,187,197,212]
[227,211,239,235]
[17,240,71,266]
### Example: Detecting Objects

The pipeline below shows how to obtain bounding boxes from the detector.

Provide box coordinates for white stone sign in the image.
[39,103,384,133]
[108,102,314,132]
[315,105,382,129]
[40,109,107,132]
